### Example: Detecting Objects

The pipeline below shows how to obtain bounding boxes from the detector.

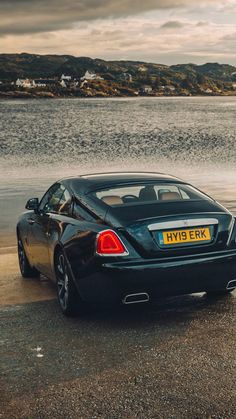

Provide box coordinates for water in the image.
[0,97,236,242]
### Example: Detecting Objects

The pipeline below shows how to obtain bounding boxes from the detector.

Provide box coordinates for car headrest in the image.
[159,191,181,201]
[101,195,123,206]
[158,189,171,199]
[139,186,157,202]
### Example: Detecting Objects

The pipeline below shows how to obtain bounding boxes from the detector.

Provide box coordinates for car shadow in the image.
[68,290,235,330]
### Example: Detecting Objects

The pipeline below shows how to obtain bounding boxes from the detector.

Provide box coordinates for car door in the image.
[47,187,74,259]
[28,183,66,276]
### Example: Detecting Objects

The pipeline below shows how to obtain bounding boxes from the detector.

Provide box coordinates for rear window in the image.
[91,183,209,207]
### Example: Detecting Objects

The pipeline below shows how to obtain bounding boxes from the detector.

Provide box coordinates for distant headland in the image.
[0,53,236,98]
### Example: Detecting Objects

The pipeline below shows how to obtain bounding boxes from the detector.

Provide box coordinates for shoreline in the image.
[1,93,236,100]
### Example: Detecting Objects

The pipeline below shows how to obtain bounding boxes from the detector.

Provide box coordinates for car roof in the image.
[62,172,185,196]
[80,172,180,182]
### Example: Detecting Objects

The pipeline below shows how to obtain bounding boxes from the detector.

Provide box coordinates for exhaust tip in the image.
[226,280,236,290]
[122,292,150,305]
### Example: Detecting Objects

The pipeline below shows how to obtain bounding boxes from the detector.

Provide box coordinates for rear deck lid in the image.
[106,201,233,258]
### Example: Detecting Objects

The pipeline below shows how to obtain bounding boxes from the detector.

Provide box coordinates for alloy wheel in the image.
[56,253,69,310]
[18,238,25,273]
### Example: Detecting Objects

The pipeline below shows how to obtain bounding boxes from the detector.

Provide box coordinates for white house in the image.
[34,79,56,87]
[16,78,35,88]
[204,88,213,94]
[80,70,104,81]
[61,74,72,81]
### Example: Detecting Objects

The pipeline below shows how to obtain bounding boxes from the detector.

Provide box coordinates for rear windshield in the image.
[91,183,210,207]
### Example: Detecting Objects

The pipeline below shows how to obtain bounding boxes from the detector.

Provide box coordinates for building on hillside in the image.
[204,88,213,94]
[138,66,147,72]
[121,73,133,82]
[140,85,153,94]
[34,79,56,87]
[61,74,72,81]
[80,70,104,81]
[15,79,35,88]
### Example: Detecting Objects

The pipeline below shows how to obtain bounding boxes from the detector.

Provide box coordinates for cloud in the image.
[195,21,209,26]
[0,0,222,35]
[0,0,235,66]
[222,32,236,41]
[160,20,184,29]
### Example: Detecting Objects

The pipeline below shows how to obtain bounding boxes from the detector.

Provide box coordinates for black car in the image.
[17,172,236,315]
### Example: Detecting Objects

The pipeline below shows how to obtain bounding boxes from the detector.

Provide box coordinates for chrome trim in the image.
[226,280,236,290]
[122,292,150,305]
[226,217,235,246]
[148,218,219,231]
[96,229,129,257]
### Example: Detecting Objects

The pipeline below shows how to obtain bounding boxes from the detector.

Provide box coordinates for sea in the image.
[0,96,236,242]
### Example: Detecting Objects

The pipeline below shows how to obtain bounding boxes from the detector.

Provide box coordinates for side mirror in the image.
[25,198,39,211]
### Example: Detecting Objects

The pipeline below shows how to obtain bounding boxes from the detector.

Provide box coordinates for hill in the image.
[0,53,236,97]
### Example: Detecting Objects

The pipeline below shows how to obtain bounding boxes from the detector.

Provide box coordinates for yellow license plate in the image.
[160,227,211,245]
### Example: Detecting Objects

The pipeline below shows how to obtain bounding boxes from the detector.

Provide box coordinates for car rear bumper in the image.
[76,249,236,304]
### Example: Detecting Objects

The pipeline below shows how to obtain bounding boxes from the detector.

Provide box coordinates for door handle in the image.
[28,218,35,225]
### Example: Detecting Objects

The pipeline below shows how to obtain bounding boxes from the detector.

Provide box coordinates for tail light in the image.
[96,230,129,256]
[227,218,236,247]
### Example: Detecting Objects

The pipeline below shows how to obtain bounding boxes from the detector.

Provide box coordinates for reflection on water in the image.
[0,97,236,237]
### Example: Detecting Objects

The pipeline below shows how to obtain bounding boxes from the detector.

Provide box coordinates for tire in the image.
[17,235,40,278]
[55,249,82,316]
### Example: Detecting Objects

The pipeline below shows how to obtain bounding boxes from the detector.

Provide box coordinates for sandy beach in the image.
[0,244,56,306]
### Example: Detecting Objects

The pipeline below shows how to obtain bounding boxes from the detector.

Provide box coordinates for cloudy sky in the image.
[0,0,236,64]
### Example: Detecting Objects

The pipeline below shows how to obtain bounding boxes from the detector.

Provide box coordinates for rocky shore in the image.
[1,86,236,99]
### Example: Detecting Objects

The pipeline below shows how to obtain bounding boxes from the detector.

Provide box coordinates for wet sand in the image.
[0,233,17,250]
[0,248,56,306]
